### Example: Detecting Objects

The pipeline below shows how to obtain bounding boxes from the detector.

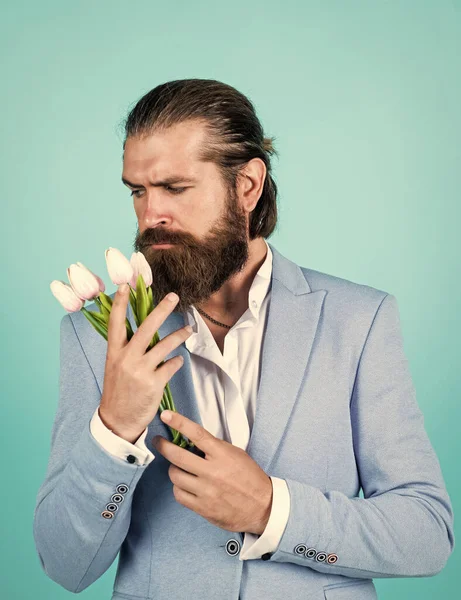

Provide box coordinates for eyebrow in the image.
[121,175,197,188]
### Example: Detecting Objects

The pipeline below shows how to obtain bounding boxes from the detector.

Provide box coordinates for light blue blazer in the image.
[33,242,455,600]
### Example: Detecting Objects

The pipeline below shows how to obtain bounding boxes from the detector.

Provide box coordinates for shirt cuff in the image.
[90,406,155,466]
[239,476,291,560]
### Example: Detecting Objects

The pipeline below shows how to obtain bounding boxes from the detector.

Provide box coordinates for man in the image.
[33,79,454,599]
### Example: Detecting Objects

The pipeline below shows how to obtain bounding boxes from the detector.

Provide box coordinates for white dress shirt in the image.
[90,238,290,560]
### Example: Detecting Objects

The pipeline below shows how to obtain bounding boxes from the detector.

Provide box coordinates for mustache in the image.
[141,232,182,245]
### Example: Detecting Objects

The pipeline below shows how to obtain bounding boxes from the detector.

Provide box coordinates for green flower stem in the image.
[161,383,186,445]
[164,382,174,410]
[164,383,189,445]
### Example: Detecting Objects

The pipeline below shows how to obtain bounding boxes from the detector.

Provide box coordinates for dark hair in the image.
[120,78,279,240]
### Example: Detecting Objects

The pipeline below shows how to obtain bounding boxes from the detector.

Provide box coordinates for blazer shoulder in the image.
[61,297,108,353]
[299,265,392,317]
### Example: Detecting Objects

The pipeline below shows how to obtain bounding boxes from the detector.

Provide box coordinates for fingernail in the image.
[166,292,179,303]
[161,410,172,422]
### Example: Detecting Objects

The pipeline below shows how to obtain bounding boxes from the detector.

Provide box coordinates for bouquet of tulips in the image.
[50,247,194,449]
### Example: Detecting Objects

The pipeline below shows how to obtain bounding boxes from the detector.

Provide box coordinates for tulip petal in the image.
[130,251,153,289]
[105,247,134,285]
[68,263,100,300]
[50,280,84,312]
[76,262,105,293]
[95,274,106,293]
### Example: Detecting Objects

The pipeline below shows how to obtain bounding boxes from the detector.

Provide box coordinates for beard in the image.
[132,186,250,314]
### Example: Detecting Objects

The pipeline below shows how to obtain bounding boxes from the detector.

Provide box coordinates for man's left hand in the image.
[152,410,273,535]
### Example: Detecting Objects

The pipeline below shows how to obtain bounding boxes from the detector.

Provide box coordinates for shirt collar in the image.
[247,237,272,319]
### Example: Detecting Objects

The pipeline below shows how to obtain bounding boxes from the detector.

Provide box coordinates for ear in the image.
[238,158,267,213]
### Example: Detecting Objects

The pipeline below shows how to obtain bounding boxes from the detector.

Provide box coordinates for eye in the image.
[165,186,186,195]
[129,186,187,198]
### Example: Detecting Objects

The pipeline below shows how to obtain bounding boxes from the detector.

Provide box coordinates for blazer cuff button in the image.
[315,551,327,562]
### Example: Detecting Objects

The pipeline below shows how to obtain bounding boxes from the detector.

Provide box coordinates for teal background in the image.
[1,1,459,598]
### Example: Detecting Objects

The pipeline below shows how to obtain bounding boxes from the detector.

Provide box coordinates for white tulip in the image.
[67,262,101,300]
[50,280,84,312]
[105,247,134,285]
[130,251,153,288]
[76,262,105,293]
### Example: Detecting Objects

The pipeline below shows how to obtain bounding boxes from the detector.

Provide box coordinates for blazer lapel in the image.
[245,244,327,472]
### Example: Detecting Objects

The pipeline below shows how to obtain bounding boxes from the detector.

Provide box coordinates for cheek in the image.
[133,199,144,219]
[177,204,211,236]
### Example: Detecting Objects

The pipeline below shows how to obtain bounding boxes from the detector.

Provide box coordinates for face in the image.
[123,120,250,314]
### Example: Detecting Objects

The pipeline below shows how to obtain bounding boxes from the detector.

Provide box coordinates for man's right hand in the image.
[98,285,193,443]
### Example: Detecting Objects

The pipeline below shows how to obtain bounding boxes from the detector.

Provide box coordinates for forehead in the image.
[122,119,210,177]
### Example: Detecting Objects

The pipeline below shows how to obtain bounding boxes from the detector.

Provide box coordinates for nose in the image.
[140,192,174,229]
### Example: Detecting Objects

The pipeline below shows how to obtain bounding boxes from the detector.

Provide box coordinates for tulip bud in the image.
[105,247,134,285]
[95,274,106,293]
[67,262,101,301]
[130,251,153,288]
[76,262,106,293]
[50,280,85,312]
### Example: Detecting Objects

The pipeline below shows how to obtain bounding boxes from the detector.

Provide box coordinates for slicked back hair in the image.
[121,79,279,240]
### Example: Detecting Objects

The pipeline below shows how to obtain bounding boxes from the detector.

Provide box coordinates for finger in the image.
[153,436,205,475]
[160,411,215,456]
[130,292,180,356]
[107,283,130,354]
[144,325,193,370]
[155,354,186,389]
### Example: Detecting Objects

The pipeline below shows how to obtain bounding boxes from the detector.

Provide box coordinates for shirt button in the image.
[251,300,257,307]
[127,455,137,464]
[261,552,272,560]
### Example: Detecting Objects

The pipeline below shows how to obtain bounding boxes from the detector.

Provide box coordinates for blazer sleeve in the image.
[261,293,455,578]
[33,313,153,593]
